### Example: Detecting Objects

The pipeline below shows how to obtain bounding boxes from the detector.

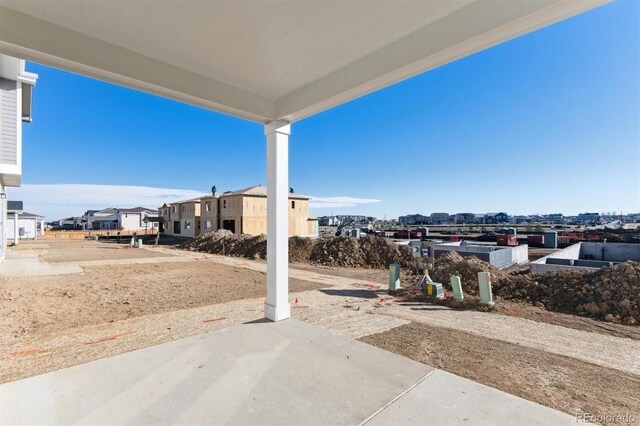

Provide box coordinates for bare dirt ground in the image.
[293,262,640,340]
[2,239,639,421]
[0,261,322,345]
[361,322,640,424]
[37,240,172,263]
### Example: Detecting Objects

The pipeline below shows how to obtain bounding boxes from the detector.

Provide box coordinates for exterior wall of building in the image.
[200,196,219,233]
[0,78,18,168]
[307,219,319,237]
[7,216,39,240]
[288,197,310,236]
[241,196,267,235]
[219,194,244,234]
[119,213,148,231]
[162,191,312,238]
[0,187,5,259]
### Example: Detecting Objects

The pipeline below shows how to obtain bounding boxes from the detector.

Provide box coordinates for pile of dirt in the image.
[180,232,412,268]
[428,253,639,325]
[430,252,508,295]
[309,235,413,268]
[496,262,640,325]
[179,230,267,259]
[289,236,315,263]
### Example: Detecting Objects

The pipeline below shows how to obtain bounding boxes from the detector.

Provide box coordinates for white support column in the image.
[13,211,18,245]
[264,120,291,322]
[34,218,37,240]
[41,220,45,236]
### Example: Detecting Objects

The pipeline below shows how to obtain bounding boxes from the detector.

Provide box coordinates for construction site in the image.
[0,0,638,423]
[1,232,638,423]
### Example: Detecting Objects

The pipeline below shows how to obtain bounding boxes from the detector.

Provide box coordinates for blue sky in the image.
[11,0,640,220]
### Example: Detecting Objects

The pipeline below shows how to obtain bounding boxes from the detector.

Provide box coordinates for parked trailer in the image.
[527,234,545,247]
[393,230,423,239]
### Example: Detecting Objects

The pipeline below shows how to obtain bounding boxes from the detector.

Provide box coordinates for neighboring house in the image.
[484,212,508,224]
[547,213,564,224]
[318,216,340,227]
[512,215,529,224]
[6,202,45,242]
[453,213,475,224]
[399,214,429,225]
[430,212,450,225]
[160,186,317,238]
[577,212,601,224]
[160,198,202,238]
[472,214,486,224]
[0,55,37,258]
[85,207,157,231]
[218,186,314,237]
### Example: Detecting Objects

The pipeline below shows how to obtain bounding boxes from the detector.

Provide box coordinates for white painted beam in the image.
[275,0,610,122]
[264,121,290,322]
[0,7,275,123]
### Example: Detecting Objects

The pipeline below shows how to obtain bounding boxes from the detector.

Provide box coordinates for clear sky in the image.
[10,0,640,220]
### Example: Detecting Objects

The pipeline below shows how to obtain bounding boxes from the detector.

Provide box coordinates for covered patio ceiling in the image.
[0,0,608,123]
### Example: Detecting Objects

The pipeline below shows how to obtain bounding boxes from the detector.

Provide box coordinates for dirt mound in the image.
[309,236,413,268]
[430,252,508,295]
[179,230,267,259]
[429,253,639,325]
[289,236,314,263]
[360,237,414,269]
[309,236,365,267]
[180,232,411,268]
[496,261,640,325]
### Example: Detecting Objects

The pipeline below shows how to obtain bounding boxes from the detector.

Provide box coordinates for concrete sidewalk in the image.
[0,251,82,277]
[0,319,573,425]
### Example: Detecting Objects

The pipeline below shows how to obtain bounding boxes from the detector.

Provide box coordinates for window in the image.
[185,220,191,230]
[291,200,296,209]
[172,206,177,214]
[205,220,212,229]
[223,200,227,209]
[182,205,186,213]
[205,201,211,212]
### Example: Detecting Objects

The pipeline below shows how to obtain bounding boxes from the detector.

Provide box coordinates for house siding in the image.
[0,78,18,166]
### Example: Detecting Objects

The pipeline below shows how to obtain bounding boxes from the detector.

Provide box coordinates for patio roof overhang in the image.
[0,0,608,123]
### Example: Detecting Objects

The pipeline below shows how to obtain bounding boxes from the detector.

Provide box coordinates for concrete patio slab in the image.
[366,369,575,425]
[0,319,575,425]
[0,319,432,425]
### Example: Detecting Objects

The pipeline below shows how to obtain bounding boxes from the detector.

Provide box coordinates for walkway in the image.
[0,319,573,425]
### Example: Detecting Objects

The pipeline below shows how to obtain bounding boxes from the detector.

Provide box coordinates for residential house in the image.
[512,215,529,224]
[453,213,475,224]
[472,214,486,224]
[484,212,508,224]
[577,213,601,224]
[7,201,44,242]
[318,216,340,227]
[0,55,37,258]
[161,198,201,238]
[160,186,317,238]
[85,207,157,231]
[430,212,450,225]
[218,186,315,237]
[399,214,429,225]
[547,213,564,224]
